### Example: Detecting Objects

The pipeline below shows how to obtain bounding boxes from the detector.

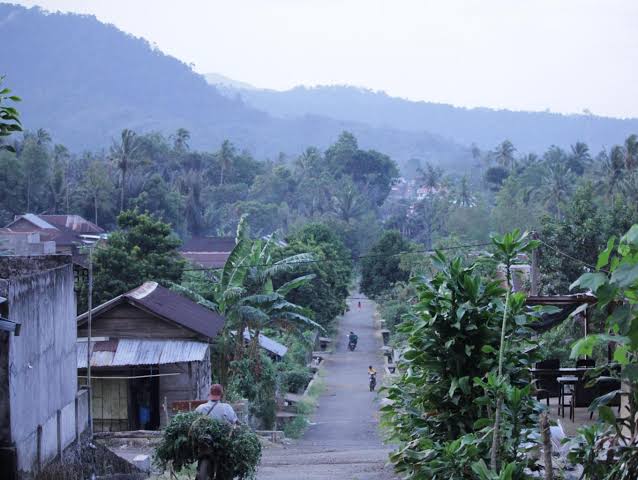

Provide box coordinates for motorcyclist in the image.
[368,365,377,391]
[348,331,358,350]
[194,384,238,479]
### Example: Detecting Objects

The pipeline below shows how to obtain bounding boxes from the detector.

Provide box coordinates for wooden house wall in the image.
[78,304,200,340]
[159,349,211,426]
[91,377,129,432]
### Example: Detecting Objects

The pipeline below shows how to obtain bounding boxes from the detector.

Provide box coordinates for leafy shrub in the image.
[382,250,540,478]
[279,368,312,394]
[283,415,308,439]
[154,412,261,479]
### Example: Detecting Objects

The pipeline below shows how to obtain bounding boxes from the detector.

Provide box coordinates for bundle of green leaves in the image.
[154,412,261,479]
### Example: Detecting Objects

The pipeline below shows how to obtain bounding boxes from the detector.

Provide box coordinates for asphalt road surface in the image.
[257,296,397,480]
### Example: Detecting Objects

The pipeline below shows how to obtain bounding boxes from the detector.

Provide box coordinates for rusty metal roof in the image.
[77,338,209,368]
[77,281,225,340]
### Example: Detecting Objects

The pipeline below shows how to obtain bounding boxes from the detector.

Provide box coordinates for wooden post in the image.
[56,409,62,460]
[540,411,553,480]
[531,231,540,296]
[36,424,42,474]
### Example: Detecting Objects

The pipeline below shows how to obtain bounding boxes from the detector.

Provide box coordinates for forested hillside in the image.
[212,83,638,153]
[0,4,468,170]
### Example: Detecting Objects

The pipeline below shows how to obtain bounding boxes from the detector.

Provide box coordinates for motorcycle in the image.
[348,339,357,351]
[369,372,377,392]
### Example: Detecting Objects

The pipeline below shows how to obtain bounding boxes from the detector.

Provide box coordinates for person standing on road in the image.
[368,365,377,392]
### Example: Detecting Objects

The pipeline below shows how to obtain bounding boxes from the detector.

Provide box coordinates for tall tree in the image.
[624,133,638,170]
[567,141,591,175]
[541,157,574,219]
[172,127,190,153]
[110,128,141,212]
[218,139,235,186]
[80,159,114,225]
[90,210,185,306]
[20,136,50,212]
[360,230,412,297]
[493,140,517,171]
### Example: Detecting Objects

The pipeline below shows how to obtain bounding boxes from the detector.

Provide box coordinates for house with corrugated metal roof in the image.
[76,281,225,432]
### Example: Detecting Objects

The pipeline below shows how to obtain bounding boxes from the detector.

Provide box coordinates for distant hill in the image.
[0,4,469,172]
[204,72,256,91]
[211,84,638,154]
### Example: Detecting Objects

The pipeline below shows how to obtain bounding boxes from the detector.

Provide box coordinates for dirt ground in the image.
[257,296,398,480]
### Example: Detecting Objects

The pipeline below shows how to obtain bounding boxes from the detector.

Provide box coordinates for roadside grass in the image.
[284,373,326,439]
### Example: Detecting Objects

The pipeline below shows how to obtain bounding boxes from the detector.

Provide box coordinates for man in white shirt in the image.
[194,384,238,480]
[195,384,238,424]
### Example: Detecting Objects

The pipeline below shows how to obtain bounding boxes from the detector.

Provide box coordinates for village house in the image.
[2,214,105,262]
[179,236,235,269]
[0,255,89,480]
[77,281,225,432]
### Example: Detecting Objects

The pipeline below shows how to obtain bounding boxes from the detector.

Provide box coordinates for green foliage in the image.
[0,76,21,152]
[154,412,261,479]
[566,224,638,477]
[360,230,412,297]
[382,250,539,479]
[277,223,352,329]
[90,210,185,306]
[278,368,312,394]
[283,415,309,439]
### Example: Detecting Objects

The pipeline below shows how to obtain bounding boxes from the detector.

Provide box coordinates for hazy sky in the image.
[13,0,638,118]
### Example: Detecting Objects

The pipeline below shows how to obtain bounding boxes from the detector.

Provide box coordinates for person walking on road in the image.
[194,384,238,479]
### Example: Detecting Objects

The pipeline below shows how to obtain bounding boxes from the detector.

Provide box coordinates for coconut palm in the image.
[541,158,574,219]
[456,175,473,207]
[624,134,638,170]
[568,141,591,175]
[331,178,367,223]
[598,146,626,206]
[493,140,517,171]
[417,162,443,189]
[172,128,190,152]
[110,128,142,212]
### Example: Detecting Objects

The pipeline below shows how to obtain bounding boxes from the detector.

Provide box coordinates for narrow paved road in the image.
[257,296,397,480]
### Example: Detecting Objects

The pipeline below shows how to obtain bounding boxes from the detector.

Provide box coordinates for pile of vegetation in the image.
[155,412,262,479]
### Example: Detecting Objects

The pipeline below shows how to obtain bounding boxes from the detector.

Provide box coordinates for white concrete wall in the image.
[7,265,81,475]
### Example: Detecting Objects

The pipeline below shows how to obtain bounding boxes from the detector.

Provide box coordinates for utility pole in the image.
[531,231,540,296]
[86,245,94,438]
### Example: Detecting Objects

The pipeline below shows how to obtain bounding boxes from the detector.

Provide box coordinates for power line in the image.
[182,241,493,272]
[537,239,600,271]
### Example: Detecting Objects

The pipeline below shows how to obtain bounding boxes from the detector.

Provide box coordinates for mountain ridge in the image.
[206,82,638,152]
[0,4,469,171]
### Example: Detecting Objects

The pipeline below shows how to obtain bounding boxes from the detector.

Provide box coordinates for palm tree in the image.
[53,144,71,212]
[331,179,366,222]
[599,146,626,206]
[417,162,443,189]
[568,141,591,175]
[218,139,235,185]
[624,134,638,171]
[110,128,141,212]
[493,140,516,171]
[541,159,574,219]
[457,175,472,207]
[173,128,190,152]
